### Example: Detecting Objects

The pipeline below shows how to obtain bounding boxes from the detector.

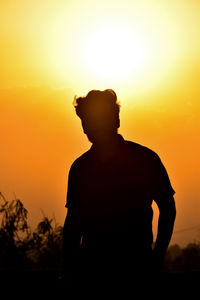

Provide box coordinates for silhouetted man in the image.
[62,89,176,291]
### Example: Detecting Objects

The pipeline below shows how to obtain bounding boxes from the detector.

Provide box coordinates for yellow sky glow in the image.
[0,0,200,246]
[48,0,188,96]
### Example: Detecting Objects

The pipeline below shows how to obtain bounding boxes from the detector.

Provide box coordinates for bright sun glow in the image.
[82,24,148,81]
[48,1,184,96]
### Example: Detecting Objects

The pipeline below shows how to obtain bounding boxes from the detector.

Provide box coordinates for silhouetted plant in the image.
[0,192,63,270]
[29,215,63,268]
[164,244,184,272]
[0,192,30,267]
[182,243,200,272]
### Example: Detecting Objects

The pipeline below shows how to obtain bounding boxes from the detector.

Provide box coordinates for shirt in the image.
[65,134,175,250]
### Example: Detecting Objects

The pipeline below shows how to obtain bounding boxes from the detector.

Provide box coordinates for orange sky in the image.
[1,0,200,246]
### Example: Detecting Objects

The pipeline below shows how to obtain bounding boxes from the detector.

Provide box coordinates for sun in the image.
[82,24,148,81]
[48,3,184,96]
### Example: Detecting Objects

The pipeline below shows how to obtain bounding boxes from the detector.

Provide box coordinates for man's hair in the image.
[73,89,120,125]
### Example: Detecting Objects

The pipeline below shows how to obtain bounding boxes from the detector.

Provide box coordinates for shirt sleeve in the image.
[65,164,76,209]
[151,153,175,203]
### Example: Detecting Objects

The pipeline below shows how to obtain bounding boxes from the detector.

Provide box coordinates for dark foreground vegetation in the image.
[0,192,200,294]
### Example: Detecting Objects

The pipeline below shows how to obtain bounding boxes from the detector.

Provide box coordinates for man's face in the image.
[81,115,116,144]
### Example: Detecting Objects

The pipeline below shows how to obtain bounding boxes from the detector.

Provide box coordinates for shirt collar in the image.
[90,134,125,153]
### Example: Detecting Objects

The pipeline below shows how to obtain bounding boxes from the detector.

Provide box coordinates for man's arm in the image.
[153,195,176,268]
[62,207,81,275]
[62,164,81,276]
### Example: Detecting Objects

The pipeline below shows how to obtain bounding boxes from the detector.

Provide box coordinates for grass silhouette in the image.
[0,192,63,271]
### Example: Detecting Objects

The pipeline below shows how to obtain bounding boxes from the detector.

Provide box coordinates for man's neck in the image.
[91,133,123,159]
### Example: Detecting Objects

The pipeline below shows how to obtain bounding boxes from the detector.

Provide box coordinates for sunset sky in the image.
[1,0,200,246]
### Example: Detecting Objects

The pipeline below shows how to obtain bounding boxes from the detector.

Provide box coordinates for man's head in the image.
[74,89,120,143]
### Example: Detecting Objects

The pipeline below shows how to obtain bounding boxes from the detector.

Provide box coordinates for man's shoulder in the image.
[70,148,92,171]
[124,139,159,159]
